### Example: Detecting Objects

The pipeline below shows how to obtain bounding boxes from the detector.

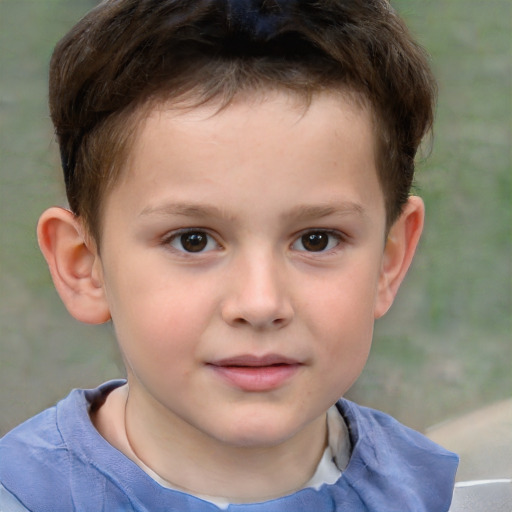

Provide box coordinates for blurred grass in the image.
[0,0,510,434]
[0,0,121,435]
[348,0,512,428]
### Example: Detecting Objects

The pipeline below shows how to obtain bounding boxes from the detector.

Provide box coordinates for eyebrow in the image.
[138,200,365,221]
[139,203,230,219]
[283,202,366,221]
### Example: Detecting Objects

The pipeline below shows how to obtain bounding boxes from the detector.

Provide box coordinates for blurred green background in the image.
[0,0,510,435]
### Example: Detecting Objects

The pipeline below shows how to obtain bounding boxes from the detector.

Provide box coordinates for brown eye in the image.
[180,232,207,252]
[292,231,342,252]
[301,232,329,252]
[168,230,218,253]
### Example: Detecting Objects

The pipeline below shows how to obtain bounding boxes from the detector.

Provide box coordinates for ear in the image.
[37,207,111,324]
[374,196,425,319]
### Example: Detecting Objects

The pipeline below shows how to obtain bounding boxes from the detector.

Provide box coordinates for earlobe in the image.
[37,207,111,324]
[374,196,425,319]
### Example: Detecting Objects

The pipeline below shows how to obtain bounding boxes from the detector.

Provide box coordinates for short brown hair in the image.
[49,0,436,241]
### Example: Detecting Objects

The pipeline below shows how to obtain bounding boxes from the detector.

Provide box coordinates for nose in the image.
[221,251,294,330]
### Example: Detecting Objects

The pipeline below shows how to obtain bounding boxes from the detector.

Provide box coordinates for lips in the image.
[207,354,302,392]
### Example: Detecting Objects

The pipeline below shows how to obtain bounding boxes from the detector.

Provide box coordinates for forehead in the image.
[130,86,373,142]
[102,90,385,230]
[127,88,376,167]
[123,90,374,178]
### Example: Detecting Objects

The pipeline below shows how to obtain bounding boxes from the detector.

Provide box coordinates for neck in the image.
[93,383,328,503]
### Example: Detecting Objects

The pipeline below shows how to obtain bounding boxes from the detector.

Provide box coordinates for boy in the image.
[0,0,459,510]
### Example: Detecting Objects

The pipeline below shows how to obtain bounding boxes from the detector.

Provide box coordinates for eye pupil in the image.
[181,232,207,252]
[302,232,329,252]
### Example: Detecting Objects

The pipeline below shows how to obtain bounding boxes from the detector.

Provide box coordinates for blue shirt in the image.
[0,381,458,511]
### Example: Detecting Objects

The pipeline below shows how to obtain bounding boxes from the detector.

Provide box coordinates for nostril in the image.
[229,314,291,330]
[232,317,249,325]
[220,278,294,329]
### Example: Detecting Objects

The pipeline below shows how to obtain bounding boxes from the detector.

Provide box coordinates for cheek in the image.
[302,274,377,384]
[304,271,378,339]
[312,306,374,400]
[317,306,374,375]
[106,271,213,366]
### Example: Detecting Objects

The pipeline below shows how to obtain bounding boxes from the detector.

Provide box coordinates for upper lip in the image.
[208,354,301,367]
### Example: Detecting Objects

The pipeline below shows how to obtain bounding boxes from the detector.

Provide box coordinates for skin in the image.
[38,91,424,502]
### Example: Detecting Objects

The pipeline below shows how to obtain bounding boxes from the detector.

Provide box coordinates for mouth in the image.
[207,354,302,392]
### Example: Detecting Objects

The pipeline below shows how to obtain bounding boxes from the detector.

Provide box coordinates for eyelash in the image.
[162,229,346,255]
[163,229,221,254]
[291,230,345,253]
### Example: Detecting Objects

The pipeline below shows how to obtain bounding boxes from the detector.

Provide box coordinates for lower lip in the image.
[209,364,301,392]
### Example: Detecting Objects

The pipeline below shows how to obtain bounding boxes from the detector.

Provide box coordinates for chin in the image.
[212,414,306,449]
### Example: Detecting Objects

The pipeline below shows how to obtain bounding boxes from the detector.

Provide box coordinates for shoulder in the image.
[336,399,459,512]
[338,398,459,463]
[0,483,31,512]
[0,381,131,512]
[0,398,74,510]
[0,401,70,473]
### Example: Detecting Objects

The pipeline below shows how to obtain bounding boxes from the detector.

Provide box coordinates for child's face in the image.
[95,92,389,448]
